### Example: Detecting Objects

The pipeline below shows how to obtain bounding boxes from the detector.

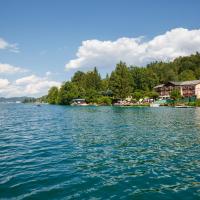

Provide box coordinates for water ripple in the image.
[0,104,200,199]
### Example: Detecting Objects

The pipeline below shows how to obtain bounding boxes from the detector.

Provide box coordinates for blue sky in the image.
[0,0,200,97]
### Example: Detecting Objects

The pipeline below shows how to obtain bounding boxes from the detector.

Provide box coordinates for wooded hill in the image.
[46,52,200,105]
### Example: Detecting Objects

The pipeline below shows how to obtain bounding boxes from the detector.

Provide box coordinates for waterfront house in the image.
[154,80,200,99]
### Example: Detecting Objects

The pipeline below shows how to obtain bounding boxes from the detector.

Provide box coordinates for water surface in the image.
[0,104,200,199]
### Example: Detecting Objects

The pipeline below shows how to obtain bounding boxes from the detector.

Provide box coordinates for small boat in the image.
[71,99,88,106]
[175,105,194,108]
[35,103,41,107]
[150,103,160,107]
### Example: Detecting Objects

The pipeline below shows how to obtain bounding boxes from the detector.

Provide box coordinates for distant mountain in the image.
[0,97,36,103]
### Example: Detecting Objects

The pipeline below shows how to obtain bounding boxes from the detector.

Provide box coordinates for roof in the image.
[169,80,200,86]
[154,84,164,89]
[154,80,200,88]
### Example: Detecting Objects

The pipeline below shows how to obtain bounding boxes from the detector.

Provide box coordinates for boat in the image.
[175,105,194,108]
[71,99,88,106]
[35,102,41,107]
[150,103,160,107]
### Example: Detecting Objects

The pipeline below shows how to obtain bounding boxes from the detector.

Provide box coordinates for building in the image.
[154,80,200,99]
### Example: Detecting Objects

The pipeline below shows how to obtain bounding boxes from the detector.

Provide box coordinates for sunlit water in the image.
[0,104,200,200]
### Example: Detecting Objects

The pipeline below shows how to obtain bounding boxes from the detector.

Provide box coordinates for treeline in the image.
[22,97,37,103]
[45,52,200,105]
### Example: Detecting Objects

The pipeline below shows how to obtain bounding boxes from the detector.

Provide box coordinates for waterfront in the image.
[0,104,200,199]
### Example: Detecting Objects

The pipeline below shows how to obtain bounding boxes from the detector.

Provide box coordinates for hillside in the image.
[46,52,200,104]
[0,97,36,103]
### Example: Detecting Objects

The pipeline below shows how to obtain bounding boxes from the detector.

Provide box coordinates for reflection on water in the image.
[0,104,200,199]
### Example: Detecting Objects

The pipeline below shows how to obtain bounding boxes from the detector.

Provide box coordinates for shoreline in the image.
[25,102,199,108]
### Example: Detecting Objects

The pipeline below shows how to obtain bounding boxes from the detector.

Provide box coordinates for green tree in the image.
[170,89,181,100]
[85,67,102,91]
[56,82,79,105]
[130,67,159,91]
[133,91,144,101]
[85,88,100,103]
[47,86,59,104]
[101,73,109,91]
[179,70,196,81]
[147,91,159,100]
[109,62,132,99]
[97,96,112,105]
[71,71,86,88]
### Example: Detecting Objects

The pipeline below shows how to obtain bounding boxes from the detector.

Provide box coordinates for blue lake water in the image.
[0,104,200,200]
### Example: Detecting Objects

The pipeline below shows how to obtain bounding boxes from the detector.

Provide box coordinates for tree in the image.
[109,62,132,99]
[133,91,143,101]
[130,67,159,91]
[85,88,100,103]
[85,67,102,91]
[96,96,112,105]
[56,82,79,105]
[147,91,159,100]
[47,87,59,104]
[71,71,86,88]
[179,70,196,81]
[101,73,109,92]
[170,89,181,100]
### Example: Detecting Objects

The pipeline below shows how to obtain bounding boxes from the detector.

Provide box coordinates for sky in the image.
[0,0,200,97]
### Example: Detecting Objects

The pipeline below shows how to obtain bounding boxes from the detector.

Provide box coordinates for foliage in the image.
[56,82,79,105]
[37,95,48,103]
[195,99,200,107]
[133,91,144,101]
[187,99,200,107]
[147,91,159,99]
[129,67,159,91]
[96,96,112,105]
[22,97,37,103]
[85,89,100,103]
[170,89,182,100]
[178,70,196,81]
[109,61,132,99]
[47,87,59,104]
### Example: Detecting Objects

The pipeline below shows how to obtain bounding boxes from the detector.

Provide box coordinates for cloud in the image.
[0,38,8,49]
[0,79,10,89]
[0,74,61,97]
[0,63,27,74]
[15,75,40,85]
[0,37,19,53]
[65,28,200,71]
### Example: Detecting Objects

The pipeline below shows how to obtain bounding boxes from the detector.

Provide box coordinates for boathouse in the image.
[154,80,200,99]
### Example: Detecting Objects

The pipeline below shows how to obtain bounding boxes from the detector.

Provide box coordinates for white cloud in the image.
[0,74,61,97]
[0,38,8,49]
[65,28,200,71]
[0,79,10,89]
[0,63,27,74]
[0,37,19,53]
[15,75,40,85]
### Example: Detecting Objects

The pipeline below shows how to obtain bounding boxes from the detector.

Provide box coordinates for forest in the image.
[45,52,200,105]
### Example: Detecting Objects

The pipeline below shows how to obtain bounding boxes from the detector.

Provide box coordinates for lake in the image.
[0,104,200,199]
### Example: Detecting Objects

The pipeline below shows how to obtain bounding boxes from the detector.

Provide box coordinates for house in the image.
[154,80,200,99]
